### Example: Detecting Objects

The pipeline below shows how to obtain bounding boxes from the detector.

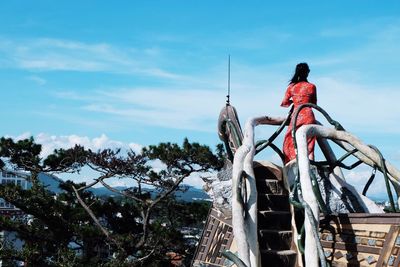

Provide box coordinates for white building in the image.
[0,170,30,267]
[0,170,29,214]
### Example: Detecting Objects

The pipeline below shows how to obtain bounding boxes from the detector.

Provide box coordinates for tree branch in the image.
[71,185,121,250]
[99,179,144,203]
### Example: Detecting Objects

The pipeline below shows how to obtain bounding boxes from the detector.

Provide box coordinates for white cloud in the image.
[12,132,142,158]
[184,172,213,189]
[344,167,389,199]
[3,20,399,136]
[52,60,290,133]
[314,77,400,133]
[8,132,213,189]
[42,22,399,135]
[13,132,32,140]
[102,178,136,188]
[53,62,399,136]
[0,37,182,80]
[27,75,47,85]
[83,88,224,132]
[314,20,400,71]
[3,19,400,140]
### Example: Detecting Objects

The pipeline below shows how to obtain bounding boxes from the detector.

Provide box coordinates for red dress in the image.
[281,82,317,164]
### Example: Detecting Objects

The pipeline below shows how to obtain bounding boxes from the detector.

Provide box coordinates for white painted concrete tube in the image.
[296,124,400,267]
[315,121,345,181]
[305,125,400,183]
[232,144,251,266]
[232,115,285,267]
[243,146,258,267]
[295,128,320,267]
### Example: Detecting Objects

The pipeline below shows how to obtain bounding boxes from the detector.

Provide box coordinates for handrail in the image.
[237,170,249,219]
[231,115,285,267]
[295,124,400,266]
[290,103,400,266]
[369,145,397,211]
[229,103,400,267]
[291,104,346,267]
[332,139,400,192]
[223,119,243,161]
[362,166,376,196]
[218,104,244,162]
[255,106,294,155]
[222,250,248,267]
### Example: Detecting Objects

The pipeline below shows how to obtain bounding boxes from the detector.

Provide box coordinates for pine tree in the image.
[0,137,223,266]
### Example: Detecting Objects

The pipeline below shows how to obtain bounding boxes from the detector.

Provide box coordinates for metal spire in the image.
[226,55,231,106]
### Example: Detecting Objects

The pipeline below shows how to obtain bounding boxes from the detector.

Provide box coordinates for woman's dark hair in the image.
[289,62,310,84]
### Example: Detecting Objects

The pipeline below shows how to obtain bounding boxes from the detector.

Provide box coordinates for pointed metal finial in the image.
[226,55,231,106]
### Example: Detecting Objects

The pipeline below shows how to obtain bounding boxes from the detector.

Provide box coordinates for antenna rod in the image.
[227,55,230,105]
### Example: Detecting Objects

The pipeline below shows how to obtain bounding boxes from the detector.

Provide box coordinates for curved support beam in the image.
[256,116,286,126]
[317,137,345,180]
[296,124,400,267]
[232,144,251,266]
[303,125,400,182]
[222,250,248,267]
[218,105,244,161]
[232,115,285,267]
[315,120,345,181]
[295,129,320,267]
[332,139,400,195]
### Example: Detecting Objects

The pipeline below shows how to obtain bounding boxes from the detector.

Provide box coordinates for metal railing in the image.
[227,104,400,266]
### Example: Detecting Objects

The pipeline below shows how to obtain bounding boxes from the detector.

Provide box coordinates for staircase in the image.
[255,165,298,267]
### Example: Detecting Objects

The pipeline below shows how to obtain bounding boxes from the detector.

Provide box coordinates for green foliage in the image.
[0,137,42,172]
[0,137,222,266]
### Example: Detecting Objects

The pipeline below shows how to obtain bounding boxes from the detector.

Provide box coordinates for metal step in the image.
[259,229,292,250]
[254,165,280,181]
[260,249,297,267]
[258,193,290,211]
[258,211,292,230]
[256,178,287,195]
[255,164,297,266]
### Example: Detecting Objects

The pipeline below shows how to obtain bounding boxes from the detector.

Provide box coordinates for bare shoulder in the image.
[287,83,295,88]
[307,82,317,93]
[308,82,316,88]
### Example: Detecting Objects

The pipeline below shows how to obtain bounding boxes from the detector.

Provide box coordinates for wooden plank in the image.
[327,249,379,267]
[323,223,391,233]
[192,207,236,266]
[321,229,387,240]
[204,216,220,262]
[199,214,219,261]
[221,224,233,264]
[210,208,232,225]
[212,223,230,264]
[321,240,381,254]
[376,225,400,267]
[192,261,222,267]
[322,214,400,225]
[393,246,400,267]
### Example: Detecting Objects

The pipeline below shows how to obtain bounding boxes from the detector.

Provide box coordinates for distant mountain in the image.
[90,184,211,202]
[89,186,127,196]
[37,173,210,202]
[37,173,65,194]
[174,185,211,202]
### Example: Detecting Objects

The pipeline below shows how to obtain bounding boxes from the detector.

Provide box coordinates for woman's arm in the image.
[280,85,293,107]
[311,84,317,104]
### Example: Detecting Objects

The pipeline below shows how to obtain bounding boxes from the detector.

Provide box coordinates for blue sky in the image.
[1,1,400,195]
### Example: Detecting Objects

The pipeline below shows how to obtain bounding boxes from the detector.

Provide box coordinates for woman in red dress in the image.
[281,63,317,164]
